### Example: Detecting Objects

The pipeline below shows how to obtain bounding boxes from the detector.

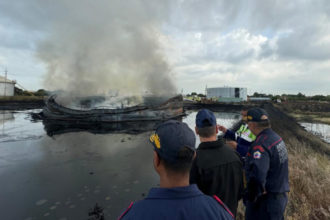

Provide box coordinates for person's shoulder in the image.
[118,201,134,220]
[118,199,158,219]
[221,144,242,161]
[199,195,234,219]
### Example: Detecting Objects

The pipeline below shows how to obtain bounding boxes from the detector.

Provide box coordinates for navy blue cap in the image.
[149,120,196,163]
[247,108,269,122]
[195,109,217,128]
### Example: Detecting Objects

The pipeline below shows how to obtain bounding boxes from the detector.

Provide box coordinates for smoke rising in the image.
[8,0,177,97]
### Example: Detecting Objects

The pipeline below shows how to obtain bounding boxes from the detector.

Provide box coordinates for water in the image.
[300,122,330,144]
[0,110,240,220]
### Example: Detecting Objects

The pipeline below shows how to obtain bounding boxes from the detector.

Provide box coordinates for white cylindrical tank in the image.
[0,76,16,96]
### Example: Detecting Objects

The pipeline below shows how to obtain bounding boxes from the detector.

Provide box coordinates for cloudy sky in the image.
[0,0,329,96]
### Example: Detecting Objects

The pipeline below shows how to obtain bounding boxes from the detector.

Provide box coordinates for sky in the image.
[0,0,329,96]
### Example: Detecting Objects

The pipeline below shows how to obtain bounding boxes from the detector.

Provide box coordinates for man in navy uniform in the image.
[118,120,234,220]
[244,108,289,220]
[190,109,243,216]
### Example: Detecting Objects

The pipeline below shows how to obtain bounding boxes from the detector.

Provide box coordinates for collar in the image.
[146,184,203,199]
[198,139,224,150]
[257,128,272,137]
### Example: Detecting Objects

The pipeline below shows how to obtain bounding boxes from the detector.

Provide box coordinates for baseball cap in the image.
[149,120,196,163]
[247,108,269,122]
[196,109,217,128]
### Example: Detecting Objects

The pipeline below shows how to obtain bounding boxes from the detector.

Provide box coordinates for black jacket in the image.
[190,139,244,216]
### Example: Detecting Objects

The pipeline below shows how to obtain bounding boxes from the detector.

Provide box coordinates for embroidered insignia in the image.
[253,151,261,159]
[150,133,161,149]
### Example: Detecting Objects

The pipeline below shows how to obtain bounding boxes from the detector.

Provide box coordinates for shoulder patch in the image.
[253,145,264,152]
[213,195,234,218]
[253,151,262,159]
[118,202,133,220]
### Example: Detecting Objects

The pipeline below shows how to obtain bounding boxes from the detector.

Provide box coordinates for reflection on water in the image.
[0,110,240,220]
[0,110,44,143]
[300,122,330,143]
[0,111,14,125]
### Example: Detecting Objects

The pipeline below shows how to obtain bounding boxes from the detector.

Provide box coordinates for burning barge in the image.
[36,94,184,123]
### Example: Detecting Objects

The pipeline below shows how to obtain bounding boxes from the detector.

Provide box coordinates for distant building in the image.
[206,87,247,102]
[0,76,16,96]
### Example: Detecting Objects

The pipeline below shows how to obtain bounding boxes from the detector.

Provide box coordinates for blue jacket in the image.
[224,124,255,158]
[245,128,289,201]
[118,184,234,220]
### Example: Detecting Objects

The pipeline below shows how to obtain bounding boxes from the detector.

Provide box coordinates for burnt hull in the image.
[38,95,184,123]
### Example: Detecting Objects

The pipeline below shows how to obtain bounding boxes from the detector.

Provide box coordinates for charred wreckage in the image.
[33,95,185,136]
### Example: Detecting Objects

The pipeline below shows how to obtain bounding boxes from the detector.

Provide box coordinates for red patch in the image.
[253,145,264,152]
[118,202,133,220]
[213,195,235,218]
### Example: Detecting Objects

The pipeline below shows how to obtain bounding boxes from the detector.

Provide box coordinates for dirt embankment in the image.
[276,101,330,125]
[278,101,330,112]
[0,97,45,110]
[261,103,330,156]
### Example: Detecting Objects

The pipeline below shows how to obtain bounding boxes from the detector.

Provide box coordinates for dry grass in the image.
[289,112,330,125]
[236,138,330,220]
[285,138,330,220]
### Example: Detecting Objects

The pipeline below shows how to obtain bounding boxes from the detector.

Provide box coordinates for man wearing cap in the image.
[218,107,256,159]
[190,109,244,216]
[244,108,289,220]
[118,120,234,220]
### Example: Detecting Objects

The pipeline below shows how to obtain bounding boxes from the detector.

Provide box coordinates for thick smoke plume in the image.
[10,0,177,97]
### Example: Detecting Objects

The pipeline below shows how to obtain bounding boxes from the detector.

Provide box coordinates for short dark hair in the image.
[254,120,271,129]
[158,146,195,174]
[196,126,216,138]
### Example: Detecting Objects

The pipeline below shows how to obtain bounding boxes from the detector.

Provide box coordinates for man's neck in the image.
[254,127,267,136]
[199,136,217,143]
[159,174,190,188]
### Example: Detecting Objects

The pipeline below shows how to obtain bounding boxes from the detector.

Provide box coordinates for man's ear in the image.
[153,151,160,167]
[215,125,218,134]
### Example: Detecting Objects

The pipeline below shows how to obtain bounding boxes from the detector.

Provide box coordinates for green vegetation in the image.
[0,87,49,101]
[186,92,206,98]
[14,87,49,96]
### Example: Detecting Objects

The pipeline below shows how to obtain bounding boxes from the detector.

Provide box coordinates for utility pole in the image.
[4,68,7,97]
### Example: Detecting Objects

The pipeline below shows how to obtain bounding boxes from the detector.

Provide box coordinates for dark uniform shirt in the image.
[190,139,244,215]
[245,128,289,199]
[118,184,233,220]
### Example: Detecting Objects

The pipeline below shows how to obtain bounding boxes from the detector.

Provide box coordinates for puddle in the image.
[300,122,330,143]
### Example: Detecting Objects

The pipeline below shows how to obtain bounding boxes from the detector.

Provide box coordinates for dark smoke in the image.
[3,0,178,97]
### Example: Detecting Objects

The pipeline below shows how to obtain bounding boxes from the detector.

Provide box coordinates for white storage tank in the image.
[206,87,247,102]
[0,76,16,96]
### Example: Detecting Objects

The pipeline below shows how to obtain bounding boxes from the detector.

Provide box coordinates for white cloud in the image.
[0,0,329,95]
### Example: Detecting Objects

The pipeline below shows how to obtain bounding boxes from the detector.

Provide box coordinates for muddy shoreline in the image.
[0,99,44,110]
